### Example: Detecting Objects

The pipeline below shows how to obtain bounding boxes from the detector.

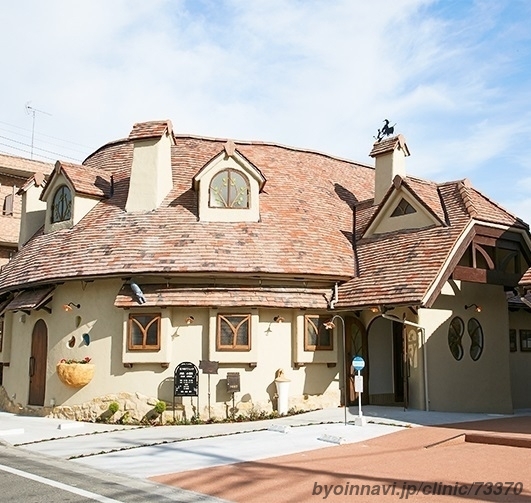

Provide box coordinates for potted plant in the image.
[56,357,94,387]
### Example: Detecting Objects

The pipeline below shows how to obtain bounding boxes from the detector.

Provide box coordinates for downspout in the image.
[381,313,429,412]
[329,282,339,310]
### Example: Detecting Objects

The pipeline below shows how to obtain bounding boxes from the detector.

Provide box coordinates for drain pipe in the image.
[381,314,429,412]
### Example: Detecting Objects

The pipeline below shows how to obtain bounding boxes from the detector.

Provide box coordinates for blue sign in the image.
[352,356,365,371]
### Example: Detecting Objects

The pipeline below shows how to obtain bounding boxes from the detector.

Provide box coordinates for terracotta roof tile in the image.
[0,136,374,291]
[128,120,173,141]
[5,287,54,311]
[115,284,330,309]
[0,153,54,176]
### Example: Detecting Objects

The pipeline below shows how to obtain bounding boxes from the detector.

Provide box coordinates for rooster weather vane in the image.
[374,119,396,142]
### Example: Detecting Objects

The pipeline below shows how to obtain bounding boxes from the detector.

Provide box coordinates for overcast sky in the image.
[2,0,531,219]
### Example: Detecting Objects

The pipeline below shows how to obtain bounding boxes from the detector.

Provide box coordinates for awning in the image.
[114,284,330,309]
[5,287,55,313]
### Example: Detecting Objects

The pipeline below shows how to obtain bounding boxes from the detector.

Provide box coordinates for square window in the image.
[217,314,251,351]
[519,330,531,352]
[304,315,333,351]
[128,313,161,350]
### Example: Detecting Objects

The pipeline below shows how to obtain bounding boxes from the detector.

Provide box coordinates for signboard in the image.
[352,356,365,372]
[354,375,364,393]
[226,372,241,393]
[174,362,199,397]
[199,360,219,374]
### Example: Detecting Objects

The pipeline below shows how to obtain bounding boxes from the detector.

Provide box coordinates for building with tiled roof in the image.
[0,154,53,266]
[1,121,530,421]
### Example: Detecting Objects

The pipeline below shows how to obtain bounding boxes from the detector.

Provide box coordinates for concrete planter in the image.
[56,363,95,388]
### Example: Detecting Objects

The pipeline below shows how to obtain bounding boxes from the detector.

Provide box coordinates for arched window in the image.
[51,185,72,223]
[209,169,249,208]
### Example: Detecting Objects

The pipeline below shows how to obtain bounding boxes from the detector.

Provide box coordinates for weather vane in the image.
[374,119,396,142]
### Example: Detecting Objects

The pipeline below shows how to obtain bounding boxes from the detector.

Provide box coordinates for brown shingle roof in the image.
[0,135,373,291]
[128,120,173,141]
[1,126,529,310]
[115,284,330,309]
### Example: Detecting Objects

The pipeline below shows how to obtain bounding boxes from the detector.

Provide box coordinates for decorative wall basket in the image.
[56,363,95,388]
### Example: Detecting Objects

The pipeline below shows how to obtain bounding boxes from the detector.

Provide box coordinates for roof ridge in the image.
[468,184,529,229]
[457,179,478,218]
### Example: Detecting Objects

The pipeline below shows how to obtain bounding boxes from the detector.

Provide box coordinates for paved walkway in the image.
[2,406,531,502]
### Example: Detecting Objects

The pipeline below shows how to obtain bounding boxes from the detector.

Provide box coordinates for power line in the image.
[0,125,89,156]
[0,135,83,162]
[0,119,92,149]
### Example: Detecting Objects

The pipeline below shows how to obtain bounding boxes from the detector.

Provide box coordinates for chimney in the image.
[17,172,47,248]
[369,134,410,205]
[125,120,175,212]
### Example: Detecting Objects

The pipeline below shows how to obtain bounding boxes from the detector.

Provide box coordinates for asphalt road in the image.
[0,443,228,503]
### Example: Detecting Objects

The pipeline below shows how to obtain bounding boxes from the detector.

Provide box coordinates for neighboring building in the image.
[0,154,52,266]
[0,120,530,421]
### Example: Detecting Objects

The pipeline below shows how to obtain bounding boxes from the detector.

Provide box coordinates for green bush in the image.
[108,401,120,415]
[154,400,167,415]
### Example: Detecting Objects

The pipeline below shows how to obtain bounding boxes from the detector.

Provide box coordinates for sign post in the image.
[352,356,366,426]
[173,362,199,421]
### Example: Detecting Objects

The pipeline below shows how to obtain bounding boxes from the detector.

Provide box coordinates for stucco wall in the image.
[422,280,513,413]
[1,279,341,418]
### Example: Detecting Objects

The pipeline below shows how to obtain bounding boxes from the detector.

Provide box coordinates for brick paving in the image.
[152,415,531,503]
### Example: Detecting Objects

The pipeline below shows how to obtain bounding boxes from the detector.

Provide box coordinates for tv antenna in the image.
[25,101,52,159]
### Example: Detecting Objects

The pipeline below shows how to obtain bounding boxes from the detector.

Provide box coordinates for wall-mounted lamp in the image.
[63,302,80,312]
[370,306,379,313]
[465,303,482,313]
[323,320,335,330]
[273,316,285,323]
[185,316,195,325]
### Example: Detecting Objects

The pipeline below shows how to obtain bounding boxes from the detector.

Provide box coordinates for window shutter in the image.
[3,194,13,216]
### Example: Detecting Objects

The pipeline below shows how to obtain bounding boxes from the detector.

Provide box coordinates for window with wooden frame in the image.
[128,313,161,350]
[209,169,249,208]
[519,329,531,352]
[304,314,333,351]
[217,314,251,350]
[51,185,72,223]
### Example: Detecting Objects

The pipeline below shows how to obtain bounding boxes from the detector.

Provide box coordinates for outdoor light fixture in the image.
[273,316,285,323]
[63,302,81,312]
[370,307,379,313]
[185,316,195,325]
[465,303,482,312]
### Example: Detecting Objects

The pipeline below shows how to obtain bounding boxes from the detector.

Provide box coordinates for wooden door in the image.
[28,319,48,406]
[345,317,368,405]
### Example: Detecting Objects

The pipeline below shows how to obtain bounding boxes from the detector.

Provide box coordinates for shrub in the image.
[108,401,119,415]
[154,400,167,415]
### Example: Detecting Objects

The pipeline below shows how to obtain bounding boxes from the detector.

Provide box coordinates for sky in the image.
[1,0,531,219]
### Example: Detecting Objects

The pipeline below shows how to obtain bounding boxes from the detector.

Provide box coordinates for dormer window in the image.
[391,198,416,217]
[51,185,72,223]
[209,169,249,208]
[193,142,266,223]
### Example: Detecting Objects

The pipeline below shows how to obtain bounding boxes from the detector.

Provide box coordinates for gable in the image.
[193,142,266,223]
[363,182,443,237]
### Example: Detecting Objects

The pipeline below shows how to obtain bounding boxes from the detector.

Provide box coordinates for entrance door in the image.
[28,319,48,406]
[367,316,406,406]
[345,317,368,405]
